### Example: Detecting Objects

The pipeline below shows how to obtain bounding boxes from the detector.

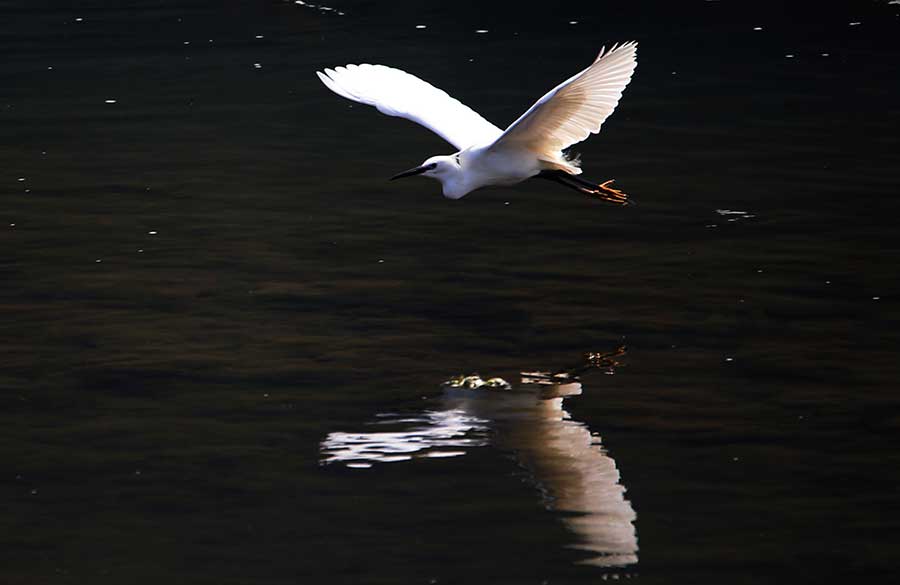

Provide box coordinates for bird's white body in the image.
[425,145,545,199]
[317,43,638,199]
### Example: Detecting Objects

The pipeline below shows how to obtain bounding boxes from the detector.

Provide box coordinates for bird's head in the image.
[390,154,461,183]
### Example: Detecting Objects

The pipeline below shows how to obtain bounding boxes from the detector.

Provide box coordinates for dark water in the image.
[3,0,900,583]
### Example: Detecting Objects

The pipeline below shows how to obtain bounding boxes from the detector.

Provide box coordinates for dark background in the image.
[2,1,899,583]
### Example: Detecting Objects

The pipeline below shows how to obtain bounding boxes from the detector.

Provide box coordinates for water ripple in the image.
[320,409,489,465]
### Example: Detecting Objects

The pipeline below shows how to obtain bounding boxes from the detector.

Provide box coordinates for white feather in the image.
[316,64,502,150]
[491,42,638,158]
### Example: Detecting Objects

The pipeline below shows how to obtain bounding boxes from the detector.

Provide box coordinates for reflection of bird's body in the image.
[317,43,638,204]
[320,349,637,567]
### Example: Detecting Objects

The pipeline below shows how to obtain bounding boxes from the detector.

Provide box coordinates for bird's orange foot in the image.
[591,179,629,205]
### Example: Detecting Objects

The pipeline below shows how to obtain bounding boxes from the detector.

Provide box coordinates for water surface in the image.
[2,1,900,583]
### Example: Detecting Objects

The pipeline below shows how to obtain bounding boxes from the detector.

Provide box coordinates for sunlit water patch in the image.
[707,208,758,227]
[715,209,756,222]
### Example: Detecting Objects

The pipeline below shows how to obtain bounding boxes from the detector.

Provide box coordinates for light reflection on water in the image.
[319,409,490,467]
[292,0,345,16]
[320,354,638,568]
[715,208,757,222]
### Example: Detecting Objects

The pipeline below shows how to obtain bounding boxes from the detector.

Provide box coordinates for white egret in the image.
[317,42,638,204]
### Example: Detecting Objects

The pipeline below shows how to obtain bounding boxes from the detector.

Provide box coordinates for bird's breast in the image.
[441,181,471,200]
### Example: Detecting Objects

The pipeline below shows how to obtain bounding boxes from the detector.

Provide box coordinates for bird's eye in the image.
[425,163,437,170]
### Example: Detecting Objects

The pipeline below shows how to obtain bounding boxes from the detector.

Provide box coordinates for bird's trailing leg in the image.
[536,170,631,206]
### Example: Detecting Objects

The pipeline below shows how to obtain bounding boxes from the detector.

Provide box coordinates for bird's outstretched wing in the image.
[317,64,503,150]
[489,42,638,157]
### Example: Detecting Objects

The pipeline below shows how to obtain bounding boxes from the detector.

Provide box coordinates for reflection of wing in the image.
[494,395,638,567]
[441,382,638,567]
[319,409,489,468]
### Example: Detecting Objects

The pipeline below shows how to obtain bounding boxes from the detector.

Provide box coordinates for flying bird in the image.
[316,42,638,204]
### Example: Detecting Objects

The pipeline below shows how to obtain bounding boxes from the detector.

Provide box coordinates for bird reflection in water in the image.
[319,347,637,568]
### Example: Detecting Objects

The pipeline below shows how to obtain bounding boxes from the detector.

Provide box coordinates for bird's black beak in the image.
[390,164,429,180]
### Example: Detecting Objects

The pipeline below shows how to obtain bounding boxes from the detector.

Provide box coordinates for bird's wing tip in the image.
[595,41,639,63]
